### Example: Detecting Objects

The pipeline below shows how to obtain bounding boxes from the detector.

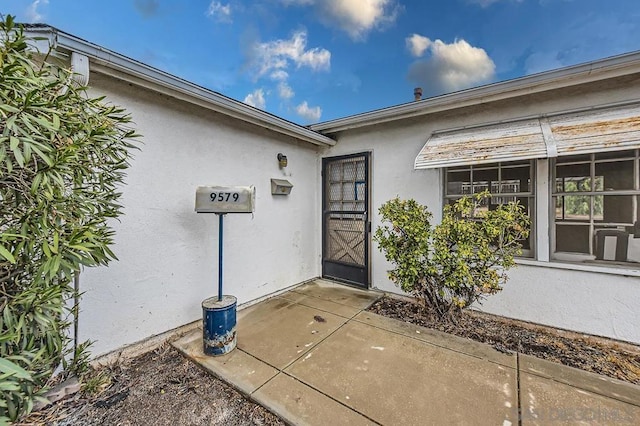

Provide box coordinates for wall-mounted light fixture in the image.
[277,153,288,168]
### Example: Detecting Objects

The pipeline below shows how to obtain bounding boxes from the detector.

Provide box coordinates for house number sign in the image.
[195,185,255,213]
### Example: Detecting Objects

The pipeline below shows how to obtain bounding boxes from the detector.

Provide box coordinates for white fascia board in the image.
[27,26,335,147]
[311,51,640,135]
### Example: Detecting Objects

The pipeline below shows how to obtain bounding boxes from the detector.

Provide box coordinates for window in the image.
[552,150,640,264]
[444,161,535,257]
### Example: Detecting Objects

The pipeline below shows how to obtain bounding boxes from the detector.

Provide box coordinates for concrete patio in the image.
[173,279,640,425]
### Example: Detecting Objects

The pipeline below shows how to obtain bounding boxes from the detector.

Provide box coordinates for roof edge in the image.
[24,25,335,147]
[311,51,640,135]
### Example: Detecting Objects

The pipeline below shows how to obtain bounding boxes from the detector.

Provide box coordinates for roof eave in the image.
[311,51,640,135]
[25,26,335,147]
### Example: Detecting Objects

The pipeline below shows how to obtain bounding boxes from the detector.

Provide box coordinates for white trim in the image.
[539,119,558,158]
[312,52,640,134]
[25,26,335,148]
[516,258,640,277]
[535,159,550,262]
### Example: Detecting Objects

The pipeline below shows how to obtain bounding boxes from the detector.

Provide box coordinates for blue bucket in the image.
[202,295,237,356]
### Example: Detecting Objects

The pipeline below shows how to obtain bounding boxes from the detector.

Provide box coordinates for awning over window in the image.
[548,104,640,156]
[414,104,640,169]
[414,119,550,169]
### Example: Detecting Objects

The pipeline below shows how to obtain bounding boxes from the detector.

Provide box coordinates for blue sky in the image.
[3,1,640,124]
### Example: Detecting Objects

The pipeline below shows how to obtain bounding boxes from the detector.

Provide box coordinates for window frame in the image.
[551,149,640,264]
[443,160,536,258]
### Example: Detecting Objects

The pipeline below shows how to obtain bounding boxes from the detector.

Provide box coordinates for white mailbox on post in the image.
[195,185,255,214]
[195,185,255,357]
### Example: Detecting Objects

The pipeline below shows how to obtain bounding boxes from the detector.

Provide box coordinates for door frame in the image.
[321,152,371,288]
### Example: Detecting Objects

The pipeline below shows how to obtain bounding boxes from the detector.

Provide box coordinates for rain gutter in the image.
[26,25,335,147]
[311,51,640,135]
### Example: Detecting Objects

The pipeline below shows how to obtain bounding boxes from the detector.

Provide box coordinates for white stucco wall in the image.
[325,76,640,344]
[477,265,640,344]
[319,127,441,293]
[80,73,322,356]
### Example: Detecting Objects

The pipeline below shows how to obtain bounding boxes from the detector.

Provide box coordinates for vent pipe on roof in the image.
[414,87,422,101]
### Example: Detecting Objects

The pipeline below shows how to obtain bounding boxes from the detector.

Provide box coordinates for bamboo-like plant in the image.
[0,16,138,422]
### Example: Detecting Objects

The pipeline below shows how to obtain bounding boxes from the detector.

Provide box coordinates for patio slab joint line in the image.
[521,368,640,408]
[516,352,523,426]
[283,370,385,425]
[351,314,517,368]
[250,303,366,395]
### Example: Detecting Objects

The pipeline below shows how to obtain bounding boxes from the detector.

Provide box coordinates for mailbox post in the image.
[195,185,255,356]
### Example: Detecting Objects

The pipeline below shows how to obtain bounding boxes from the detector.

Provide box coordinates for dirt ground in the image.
[368,296,640,385]
[18,345,285,426]
[18,294,640,425]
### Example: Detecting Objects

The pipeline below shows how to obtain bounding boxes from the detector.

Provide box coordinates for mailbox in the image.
[271,179,293,196]
[195,185,255,213]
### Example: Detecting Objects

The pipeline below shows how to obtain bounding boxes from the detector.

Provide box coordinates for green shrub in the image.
[374,193,530,318]
[0,16,138,422]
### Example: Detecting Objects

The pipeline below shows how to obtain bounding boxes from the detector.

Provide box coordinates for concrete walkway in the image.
[173,279,640,425]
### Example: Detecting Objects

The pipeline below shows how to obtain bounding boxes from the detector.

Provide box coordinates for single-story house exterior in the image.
[25,25,640,356]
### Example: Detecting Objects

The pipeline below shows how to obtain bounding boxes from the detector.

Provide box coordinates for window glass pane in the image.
[602,195,634,223]
[595,160,634,191]
[556,224,590,253]
[473,167,498,184]
[473,167,498,195]
[556,195,591,221]
[473,181,490,194]
[594,195,603,221]
[594,228,629,261]
[557,154,590,163]
[500,166,530,193]
[446,170,470,195]
[556,163,591,192]
[595,150,635,161]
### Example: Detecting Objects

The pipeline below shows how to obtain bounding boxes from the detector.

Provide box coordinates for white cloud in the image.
[270,70,289,81]
[319,0,400,40]
[25,0,48,22]
[280,0,399,40]
[406,34,431,58]
[407,37,496,96]
[244,89,266,109]
[250,30,331,79]
[278,82,295,100]
[467,0,523,7]
[296,101,322,122]
[206,1,232,23]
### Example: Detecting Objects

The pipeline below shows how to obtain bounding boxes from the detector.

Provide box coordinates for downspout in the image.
[59,51,90,95]
[67,50,89,354]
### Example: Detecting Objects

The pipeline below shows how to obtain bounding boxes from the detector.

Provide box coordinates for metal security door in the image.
[322,153,370,288]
